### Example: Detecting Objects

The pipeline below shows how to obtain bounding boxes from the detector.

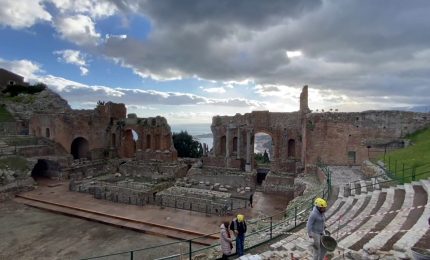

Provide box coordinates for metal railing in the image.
[81,167,332,260]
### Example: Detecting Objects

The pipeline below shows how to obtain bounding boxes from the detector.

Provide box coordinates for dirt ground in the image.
[0,201,183,260]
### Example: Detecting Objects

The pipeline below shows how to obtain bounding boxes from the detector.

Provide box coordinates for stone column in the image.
[236,127,241,159]
[245,129,252,172]
[225,127,231,158]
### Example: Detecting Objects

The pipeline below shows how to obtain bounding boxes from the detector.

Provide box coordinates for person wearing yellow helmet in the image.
[307,197,328,260]
[230,214,247,257]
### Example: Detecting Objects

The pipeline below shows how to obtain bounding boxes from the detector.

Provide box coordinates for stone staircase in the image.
[239,178,430,259]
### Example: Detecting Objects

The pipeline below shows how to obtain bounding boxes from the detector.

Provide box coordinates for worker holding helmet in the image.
[307,198,328,260]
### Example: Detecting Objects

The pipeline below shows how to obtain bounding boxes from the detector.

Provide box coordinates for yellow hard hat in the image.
[237,214,245,222]
[314,198,327,208]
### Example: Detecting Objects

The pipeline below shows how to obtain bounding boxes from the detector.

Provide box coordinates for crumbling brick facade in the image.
[29,102,177,162]
[209,86,430,173]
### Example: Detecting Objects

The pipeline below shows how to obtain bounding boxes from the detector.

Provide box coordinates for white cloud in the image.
[0,58,41,80]
[55,14,100,46]
[286,50,303,58]
[54,49,89,75]
[0,0,51,29]
[49,0,117,19]
[202,87,226,94]
[105,34,127,39]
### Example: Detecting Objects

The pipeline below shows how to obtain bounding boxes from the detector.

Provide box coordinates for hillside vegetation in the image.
[382,127,430,181]
[0,105,14,122]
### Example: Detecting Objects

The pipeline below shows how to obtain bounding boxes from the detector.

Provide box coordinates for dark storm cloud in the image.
[103,0,430,106]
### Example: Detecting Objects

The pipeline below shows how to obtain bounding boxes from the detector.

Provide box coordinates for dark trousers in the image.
[221,253,229,260]
[236,233,245,256]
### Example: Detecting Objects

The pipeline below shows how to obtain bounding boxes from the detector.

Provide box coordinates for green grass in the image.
[382,127,430,182]
[0,106,15,122]
[0,156,30,172]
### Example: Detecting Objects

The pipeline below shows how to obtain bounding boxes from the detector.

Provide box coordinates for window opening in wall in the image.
[146,134,151,149]
[288,139,295,158]
[348,151,356,164]
[233,137,238,152]
[111,133,116,147]
[220,135,226,155]
[45,128,50,138]
[254,132,272,164]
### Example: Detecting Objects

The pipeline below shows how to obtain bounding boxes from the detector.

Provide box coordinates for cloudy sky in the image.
[1,0,429,124]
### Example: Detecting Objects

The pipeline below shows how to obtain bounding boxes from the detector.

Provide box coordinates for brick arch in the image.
[210,110,303,172]
[70,137,90,159]
[121,128,138,158]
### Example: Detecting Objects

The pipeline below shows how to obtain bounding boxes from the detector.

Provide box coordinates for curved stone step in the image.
[349,188,405,251]
[330,194,371,236]
[326,196,355,227]
[336,190,382,242]
[325,193,346,219]
[393,183,429,251]
[339,188,393,249]
[382,185,428,251]
[363,184,414,250]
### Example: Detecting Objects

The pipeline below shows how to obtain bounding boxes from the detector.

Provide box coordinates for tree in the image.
[263,150,270,163]
[172,131,203,158]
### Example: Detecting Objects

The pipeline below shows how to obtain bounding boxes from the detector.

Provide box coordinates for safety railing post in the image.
[388,157,391,172]
[270,216,273,239]
[402,163,405,184]
[189,240,192,259]
[130,251,134,260]
[412,166,416,181]
[294,206,297,227]
[394,160,398,176]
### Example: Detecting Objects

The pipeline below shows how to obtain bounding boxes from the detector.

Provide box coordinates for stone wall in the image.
[209,110,304,174]
[262,173,295,194]
[361,160,385,177]
[118,160,188,180]
[66,159,116,180]
[70,179,242,215]
[29,103,177,162]
[158,186,246,214]
[187,166,255,188]
[304,111,430,167]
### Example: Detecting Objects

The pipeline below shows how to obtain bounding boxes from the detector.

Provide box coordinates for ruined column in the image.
[245,129,252,172]
[225,126,231,158]
[236,127,241,159]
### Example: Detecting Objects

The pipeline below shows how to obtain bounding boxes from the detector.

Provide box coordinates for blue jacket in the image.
[307,206,325,236]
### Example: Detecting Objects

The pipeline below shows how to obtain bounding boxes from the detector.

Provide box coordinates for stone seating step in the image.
[360,180,367,194]
[363,184,414,251]
[371,177,381,191]
[335,190,382,243]
[338,188,393,249]
[349,188,405,251]
[350,182,356,196]
[383,184,428,253]
[326,196,355,228]
[325,192,346,218]
[392,182,429,252]
[330,194,371,236]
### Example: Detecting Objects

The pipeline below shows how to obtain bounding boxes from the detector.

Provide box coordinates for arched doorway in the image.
[31,159,48,179]
[254,132,273,184]
[288,139,296,158]
[220,136,226,156]
[71,137,89,159]
[122,129,138,158]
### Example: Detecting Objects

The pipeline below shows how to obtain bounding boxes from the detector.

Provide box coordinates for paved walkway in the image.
[16,179,290,242]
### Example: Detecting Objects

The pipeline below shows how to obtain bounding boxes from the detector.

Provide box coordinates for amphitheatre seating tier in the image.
[253,177,430,259]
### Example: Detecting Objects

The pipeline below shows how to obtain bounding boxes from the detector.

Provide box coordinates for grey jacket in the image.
[307,206,326,237]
